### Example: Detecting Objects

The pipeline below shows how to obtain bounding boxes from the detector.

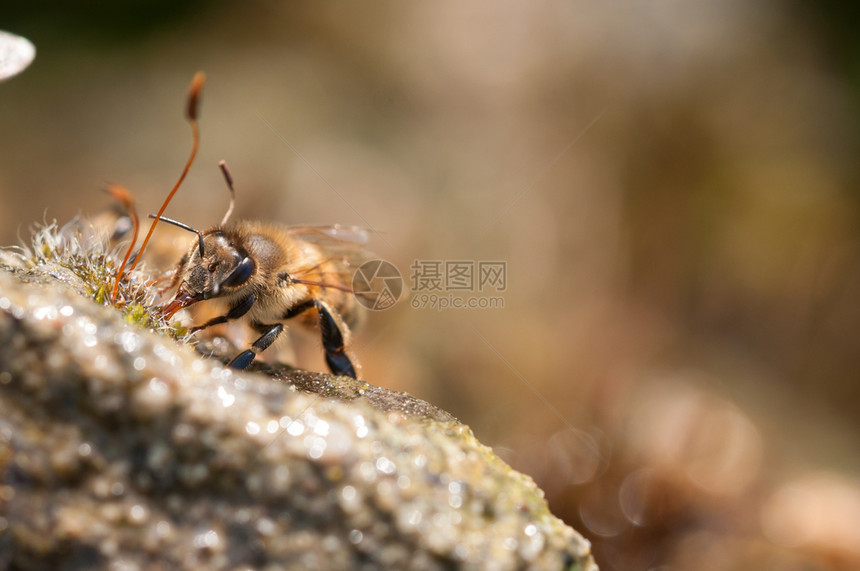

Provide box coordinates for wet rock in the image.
[0,262,597,570]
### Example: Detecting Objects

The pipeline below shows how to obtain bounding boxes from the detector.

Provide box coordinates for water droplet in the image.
[256,518,275,536]
[376,457,396,475]
[306,435,326,460]
[408,509,422,526]
[155,520,171,537]
[217,386,235,408]
[33,306,57,320]
[148,377,168,395]
[313,419,330,437]
[118,331,140,353]
[193,529,220,549]
[287,421,305,436]
[0,30,35,81]
[129,504,146,524]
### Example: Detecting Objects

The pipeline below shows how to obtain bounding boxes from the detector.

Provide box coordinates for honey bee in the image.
[157,206,372,378]
[112,72,376,378]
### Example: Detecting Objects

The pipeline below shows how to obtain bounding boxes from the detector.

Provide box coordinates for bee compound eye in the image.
[221,256,255,288]
[208,262,217,272]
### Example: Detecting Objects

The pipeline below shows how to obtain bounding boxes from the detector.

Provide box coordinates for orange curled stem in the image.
[129,71,206,273]
[105,184,140,303]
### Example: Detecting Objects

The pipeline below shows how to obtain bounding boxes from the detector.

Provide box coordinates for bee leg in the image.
[278,300,358,378]
[314,299,358,379]
[149,269,175,289]
[282,300,315,319]
[228,322,283,370]
[156,269,181,296]
[190,294,256,333]
[158,251,189,296]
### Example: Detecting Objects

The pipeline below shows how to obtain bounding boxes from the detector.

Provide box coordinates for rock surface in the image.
[0,257,596,570]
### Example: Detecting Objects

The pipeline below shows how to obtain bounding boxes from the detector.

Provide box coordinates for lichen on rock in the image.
[0,222,597,570]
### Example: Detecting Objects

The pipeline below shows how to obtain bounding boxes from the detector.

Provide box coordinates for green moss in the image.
[171,322,189,338]
[94,285,107,305]
[124,303,150,328]
[6,219,187,342]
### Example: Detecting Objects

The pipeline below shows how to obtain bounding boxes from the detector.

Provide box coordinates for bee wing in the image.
[288,258,383,305]
[284,224,372,245]
[284,225,380,300]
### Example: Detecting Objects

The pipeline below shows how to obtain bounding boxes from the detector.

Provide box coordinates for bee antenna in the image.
[148,214,205,258]
[129,71,206,273]
[218,160,235,226]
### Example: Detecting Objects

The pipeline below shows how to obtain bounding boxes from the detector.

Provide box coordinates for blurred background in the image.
[2,1,860,569]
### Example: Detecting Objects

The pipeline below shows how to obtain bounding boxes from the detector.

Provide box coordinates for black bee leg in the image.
[314,299,358,379]
[276,300,358,377]
[228,322,283,370]
[282,300,315,320]
[191,294,256,333]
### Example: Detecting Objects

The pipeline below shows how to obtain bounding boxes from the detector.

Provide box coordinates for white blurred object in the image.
[0,30,35,81]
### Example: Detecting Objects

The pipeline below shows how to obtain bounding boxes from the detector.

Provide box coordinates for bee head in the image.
[161,224,256,317]
[187,231,255,298]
